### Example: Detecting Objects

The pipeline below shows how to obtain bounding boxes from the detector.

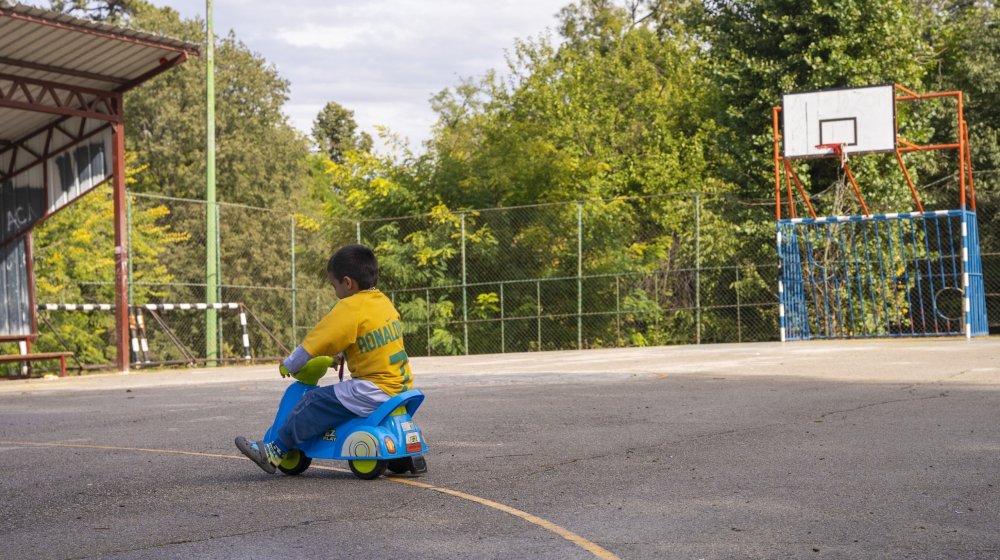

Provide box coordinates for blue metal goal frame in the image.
[777,209,987,341]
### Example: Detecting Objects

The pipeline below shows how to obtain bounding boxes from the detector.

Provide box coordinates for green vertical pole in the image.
[500,282,505,353]
[736,265,742,343]
[215,204,222,353]
[654,272,660,332]
[616,274,621,345]
[577,201,583,349]
[290,216,297,348]
[695,192,701,345]
[536,280,542,351]
[356,221,361,244]
[461,213,468,355]
[205,0,219,365]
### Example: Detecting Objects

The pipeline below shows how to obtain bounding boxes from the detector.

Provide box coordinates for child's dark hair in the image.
[327,244,379,289]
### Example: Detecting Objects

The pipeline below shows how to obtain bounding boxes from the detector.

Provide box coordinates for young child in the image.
[235,243,414,474]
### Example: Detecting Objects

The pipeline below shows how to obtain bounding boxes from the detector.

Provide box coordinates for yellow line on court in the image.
[386,476,620,560]
[1,440,619,560]
[0,440,253,462]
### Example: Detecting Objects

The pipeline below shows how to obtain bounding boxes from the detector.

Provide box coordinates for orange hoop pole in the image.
[894,150,925,213]
[783,160,797,219]
[842,163,871,216]
[895,90,963,102]
[773,106,782,220]
[894,83,919,97]
[783,159,818,219]
[896,143,962,152]
[957,92,966,209]
[963,120,976,211]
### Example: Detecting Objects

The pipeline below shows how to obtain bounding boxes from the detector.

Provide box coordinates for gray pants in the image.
[277,385,359,449]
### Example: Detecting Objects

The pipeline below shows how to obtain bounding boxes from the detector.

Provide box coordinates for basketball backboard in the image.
[782,85,896,159]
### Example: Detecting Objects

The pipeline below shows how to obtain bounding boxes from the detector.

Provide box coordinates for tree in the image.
[36,0,326,359]
[46,0,314,211]
[925,1,1000,248]
[693,0,933,207]
[319,1,749,350]
[312,101,373,163]
[31,158,190,364]
[50,0,136,22]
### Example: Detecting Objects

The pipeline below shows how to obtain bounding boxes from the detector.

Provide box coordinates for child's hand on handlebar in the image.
[279,355,336,386]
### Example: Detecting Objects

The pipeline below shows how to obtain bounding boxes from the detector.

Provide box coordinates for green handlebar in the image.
[292,355,334,386]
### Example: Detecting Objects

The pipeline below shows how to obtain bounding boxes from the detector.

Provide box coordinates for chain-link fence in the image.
[6,188,998,372]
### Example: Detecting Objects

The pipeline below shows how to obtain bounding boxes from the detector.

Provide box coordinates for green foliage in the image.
[49,0,135,22]
[428,1,721,207]
[31,159,188,363]
[473,292,500,319]
[695,0,932,198]
[25,0,1000,364]
[927,1,1000,249]
[396,296,464,355]
[312,101,374,163]
[116,1,312,211]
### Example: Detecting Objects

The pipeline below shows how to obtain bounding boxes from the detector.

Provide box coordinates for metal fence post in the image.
[205,4,218,367]
[654,271,660,332]
[695,192,702,344]
[290,215,297,348]
[616,274,621,345]
[216,203,222,355]
[577,201,583,349]
[461,213,468,355]
[736,265,742,343]
[206,201,218,364]
[536,280,542,351]
[500,282,505,353]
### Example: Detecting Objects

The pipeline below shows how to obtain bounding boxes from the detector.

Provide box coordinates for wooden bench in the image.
[0,352,75,377]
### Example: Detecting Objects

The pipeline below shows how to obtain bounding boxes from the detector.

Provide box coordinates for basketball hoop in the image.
[815,143,848,167]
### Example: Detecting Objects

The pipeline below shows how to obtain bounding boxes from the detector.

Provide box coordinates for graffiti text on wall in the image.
[0,140,108,245]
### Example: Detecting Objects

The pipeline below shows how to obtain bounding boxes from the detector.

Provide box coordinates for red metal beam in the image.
[0,97,117,121]
[111,114,129,373]
[0,71,120,98]
[117,52,190,92]
[0,72,120,122]
[0,54,128,85]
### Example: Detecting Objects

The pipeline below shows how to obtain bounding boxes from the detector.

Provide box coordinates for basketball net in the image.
[815,143,851,218]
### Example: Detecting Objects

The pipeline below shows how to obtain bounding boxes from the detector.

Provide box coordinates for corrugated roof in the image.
[0,0,201,144]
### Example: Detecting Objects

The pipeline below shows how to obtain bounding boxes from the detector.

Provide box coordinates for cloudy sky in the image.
[156,0,570,150]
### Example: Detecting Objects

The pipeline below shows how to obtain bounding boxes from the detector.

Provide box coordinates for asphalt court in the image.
[0,338,998,559]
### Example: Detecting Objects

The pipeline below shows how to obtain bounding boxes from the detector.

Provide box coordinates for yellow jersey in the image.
[300,289,412,395]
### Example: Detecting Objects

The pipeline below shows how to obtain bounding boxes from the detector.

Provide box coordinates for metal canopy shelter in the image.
[0,0,199,371]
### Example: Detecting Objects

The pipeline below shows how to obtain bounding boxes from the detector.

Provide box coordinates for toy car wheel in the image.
[349,459,386,480]
[277,449,312,475]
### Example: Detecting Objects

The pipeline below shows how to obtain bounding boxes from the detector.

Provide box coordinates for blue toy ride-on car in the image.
[264,356,428,479]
